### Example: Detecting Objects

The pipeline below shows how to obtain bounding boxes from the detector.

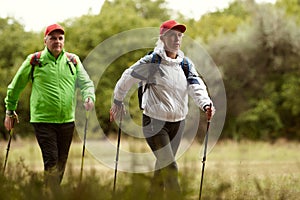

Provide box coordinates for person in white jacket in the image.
[110,19,215,199]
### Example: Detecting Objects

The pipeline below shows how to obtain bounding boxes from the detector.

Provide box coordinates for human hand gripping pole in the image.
[3,111,19,175]
[110,103,124,194]
[199,103,213,200]
[84,97,94,111]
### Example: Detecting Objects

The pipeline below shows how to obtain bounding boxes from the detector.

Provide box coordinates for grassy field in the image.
[0,138,299,200]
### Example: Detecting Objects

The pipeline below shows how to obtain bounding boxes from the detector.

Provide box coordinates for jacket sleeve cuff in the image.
[86,96,95,103]
[114,99,123,106]
[203,104,210,112]
[6,110,15,117]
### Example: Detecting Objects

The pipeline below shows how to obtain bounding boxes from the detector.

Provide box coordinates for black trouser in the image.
[143,114,185,199]
[32,122,74,187]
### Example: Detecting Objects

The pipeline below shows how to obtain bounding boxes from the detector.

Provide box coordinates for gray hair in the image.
[155,37,164,49]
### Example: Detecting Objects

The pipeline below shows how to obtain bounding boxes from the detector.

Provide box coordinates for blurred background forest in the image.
[1,0,300,142]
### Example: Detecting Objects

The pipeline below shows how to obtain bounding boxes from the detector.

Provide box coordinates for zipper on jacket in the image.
[67,61,74,75]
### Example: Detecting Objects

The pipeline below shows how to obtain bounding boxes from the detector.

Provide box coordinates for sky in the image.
[0,0,276,32]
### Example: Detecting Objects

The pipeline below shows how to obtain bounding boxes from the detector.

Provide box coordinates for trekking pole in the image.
[199,104,212,200]
[80,110,89,182]
[3,129,13,175]
[113,105,123,193]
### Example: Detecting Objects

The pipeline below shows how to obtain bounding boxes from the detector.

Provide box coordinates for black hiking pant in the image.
[32,122,74,188]
[143,114,185,200]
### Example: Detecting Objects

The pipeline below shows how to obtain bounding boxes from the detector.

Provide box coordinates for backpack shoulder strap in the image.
[150,51,161,64]
[181,58,203,85]
[30,51,42,66]
[150,51,163,78]
[30,51,42,82]
[138,51,162,110]
[181,57,190,78]
[65,52,77,75]
[65,52,77,66]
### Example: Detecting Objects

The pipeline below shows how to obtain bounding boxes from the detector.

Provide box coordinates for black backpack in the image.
[29,51,77,82]
[138,51,190,110]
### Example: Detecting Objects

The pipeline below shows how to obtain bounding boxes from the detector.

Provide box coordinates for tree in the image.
[189,0,250,43]
[276,0,300,23]
[208,2,300,140]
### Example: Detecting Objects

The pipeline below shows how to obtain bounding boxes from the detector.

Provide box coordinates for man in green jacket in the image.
[4,23,95,188]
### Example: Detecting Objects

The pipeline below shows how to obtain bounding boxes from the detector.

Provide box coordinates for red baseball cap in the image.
[44,24,65,37]
[160,19,186,35]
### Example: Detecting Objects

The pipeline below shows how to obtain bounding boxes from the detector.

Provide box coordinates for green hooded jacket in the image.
[5,47,95,123]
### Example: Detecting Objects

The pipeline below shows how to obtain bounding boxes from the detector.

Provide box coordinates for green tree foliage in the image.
[279,73,300,138]
[208,2,300,140]
[63,0,171,59]
[236,99,283,140]
[276,0,300,23]
[189,0,250,43]
[0,17,26,69]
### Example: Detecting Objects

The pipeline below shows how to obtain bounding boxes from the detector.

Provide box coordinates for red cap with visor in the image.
[44,24,65,37]
[160,19,186,35]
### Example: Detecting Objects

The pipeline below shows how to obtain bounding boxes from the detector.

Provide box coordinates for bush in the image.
[236,99,283,140]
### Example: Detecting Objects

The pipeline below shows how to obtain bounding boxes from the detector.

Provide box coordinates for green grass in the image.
[0,138,299,199]
[179,140,300,199]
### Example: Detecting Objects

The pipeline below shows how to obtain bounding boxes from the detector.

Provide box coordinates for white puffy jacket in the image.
[113,47,212,122]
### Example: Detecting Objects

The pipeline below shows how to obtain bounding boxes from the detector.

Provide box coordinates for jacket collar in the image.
[43,46,66,61]
[153,46,184,64]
